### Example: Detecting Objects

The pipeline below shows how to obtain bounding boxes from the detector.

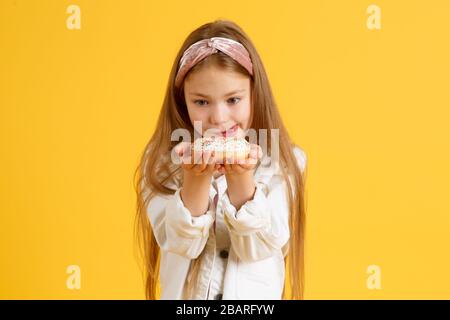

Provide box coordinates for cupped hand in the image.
[173,142,221,177]
[218,143,263,176]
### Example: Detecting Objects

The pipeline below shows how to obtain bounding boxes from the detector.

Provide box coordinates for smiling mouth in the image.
[221,124,238,137]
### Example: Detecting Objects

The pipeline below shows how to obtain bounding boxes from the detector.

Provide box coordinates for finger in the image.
[249,143,262,156]
[243,151,260,168]
[239,160,255,170]
[231,150,240,165]
[257,145,263,159]
[173,143,182,156]
[174,142,190,156]
[173,143,188,165]
[224,150,234,165]
[232,150,239,164]
[205,150,215,165]
[216,151,225,165]
[203,151,216,172]
[247,147,259,165]
[181,150,195,169]
[236,155,246,165]
[182,159,195,170]
[171,148,182,165]
[249,146,258,159]
[197,150,211,172]
[179,144,191,162]
[176,143,185,156]
[192,148,203,166]
[223,161,232,173]
[205,162,216,173]
[192,152,206,173]
[205,152,217,172]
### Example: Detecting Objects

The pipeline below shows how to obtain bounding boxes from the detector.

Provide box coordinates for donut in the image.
[191,136,251,163]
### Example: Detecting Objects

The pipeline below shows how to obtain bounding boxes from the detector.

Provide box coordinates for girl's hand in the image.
[218,144,263,176]
[174,142,219,216]
[174,142,221,177]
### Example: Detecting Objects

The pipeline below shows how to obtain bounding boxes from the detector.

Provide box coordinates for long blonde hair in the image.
[134,19,307,299]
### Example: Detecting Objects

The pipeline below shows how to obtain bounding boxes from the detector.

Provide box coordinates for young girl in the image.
[134,20,307,300]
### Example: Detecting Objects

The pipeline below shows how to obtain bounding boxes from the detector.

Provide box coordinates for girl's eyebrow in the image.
[189,89,245,98]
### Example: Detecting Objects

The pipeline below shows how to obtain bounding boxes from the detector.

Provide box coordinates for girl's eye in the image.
[194,99,208,106]
[193,97,241,106]
[228,97,241,105]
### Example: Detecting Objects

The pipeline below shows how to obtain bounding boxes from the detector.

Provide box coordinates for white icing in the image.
[193,137,250,153]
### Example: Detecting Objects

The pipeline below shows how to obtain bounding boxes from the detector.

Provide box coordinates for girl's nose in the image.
[210,103,228,125]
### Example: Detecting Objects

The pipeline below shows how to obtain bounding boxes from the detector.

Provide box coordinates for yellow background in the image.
[1,0,449,299]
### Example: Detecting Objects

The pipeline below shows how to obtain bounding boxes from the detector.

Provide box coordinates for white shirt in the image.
[145,145,307,300]
[204,191,230,300]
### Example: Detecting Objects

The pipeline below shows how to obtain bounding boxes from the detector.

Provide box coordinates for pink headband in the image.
[174,37,253,88]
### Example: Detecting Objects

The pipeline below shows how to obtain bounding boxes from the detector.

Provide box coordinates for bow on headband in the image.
[174,37,253,88]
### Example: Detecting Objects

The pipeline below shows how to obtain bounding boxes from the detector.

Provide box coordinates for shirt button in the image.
[214,293,223,300]
[219,249,229,259]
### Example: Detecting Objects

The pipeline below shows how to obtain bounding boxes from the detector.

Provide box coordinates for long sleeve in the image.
[221,177,290,262]
[221,146,307,262]
[146,188,215,259]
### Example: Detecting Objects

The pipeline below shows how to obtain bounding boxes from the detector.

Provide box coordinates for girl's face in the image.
[183,65,252,138]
